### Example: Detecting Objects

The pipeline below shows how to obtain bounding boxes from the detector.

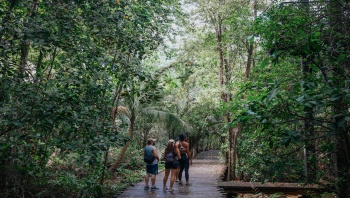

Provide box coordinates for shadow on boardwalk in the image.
[117,150,226,198]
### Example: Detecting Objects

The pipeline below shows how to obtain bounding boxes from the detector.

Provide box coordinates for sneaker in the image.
[163,186,168,190]
[168,188,174,192]
[144,186,150,190]
[151,186,159,191]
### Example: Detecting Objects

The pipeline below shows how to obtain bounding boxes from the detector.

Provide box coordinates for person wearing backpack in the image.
[178,134,192,186]
[143,138,160,191]
[162,139,181,192]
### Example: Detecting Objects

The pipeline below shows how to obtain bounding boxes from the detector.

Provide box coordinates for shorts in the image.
[165,161,179,169]
[146,164,158,175]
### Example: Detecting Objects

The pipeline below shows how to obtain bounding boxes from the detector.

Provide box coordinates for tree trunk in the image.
[297,0,317,182]
[19,0,39,78]
[227,116,235,180]
[302,57,316,182]
[35,48,44,83]
[217,19,224,90]
[333,100,350,197]
[245,43,253,79]
[216,15,236,180]
[20,41,30,77]
[245,0,257,79]
[109,114,135,173]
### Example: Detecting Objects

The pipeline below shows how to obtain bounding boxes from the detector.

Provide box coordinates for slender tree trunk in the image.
[331,63,350,197]
[224,57,236,180]
[245,44,253,79]
[47,47,57,80]
[101,85,124,182]
[35,48,44,83]
[37,49,44,73]
[111,85,124,127]
[19,0,39,77]
[227,116,236,180]
[333,101,350,197]
[217,19,224,90]
[216,16,236,180]
[20,41,30,76]
[297,0,317,182]
[216,16,237,180]
[302,56,316,182]
[245,0,257,79]
[109,114,135,173]
[100,149,109,185]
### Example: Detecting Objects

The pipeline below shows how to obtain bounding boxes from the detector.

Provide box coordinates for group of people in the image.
[143,134,192,192]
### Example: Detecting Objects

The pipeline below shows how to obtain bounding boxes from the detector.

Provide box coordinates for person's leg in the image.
[178,160,184,184]
[184,158,190,184]
[144,165,150,190]
[150,164,159,190]
[170,168,177,189]
[175,166,180,182]
[163,169,170,189]
[151,174,156,186]
[145,173,150,186]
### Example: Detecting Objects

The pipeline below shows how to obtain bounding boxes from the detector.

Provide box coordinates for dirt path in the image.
[117,150,226,198]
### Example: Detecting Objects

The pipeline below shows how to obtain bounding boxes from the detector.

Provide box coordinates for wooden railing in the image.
[218,181,327,197]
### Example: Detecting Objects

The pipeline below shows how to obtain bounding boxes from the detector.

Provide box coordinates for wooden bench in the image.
[218,181,326,197]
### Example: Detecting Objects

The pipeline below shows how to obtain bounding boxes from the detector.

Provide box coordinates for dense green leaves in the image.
[0,0,183,196]
[230,0,350,195]
[1,0,349,196]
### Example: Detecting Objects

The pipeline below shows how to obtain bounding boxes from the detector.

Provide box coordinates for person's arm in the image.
[153,147,159,161]
[186,143,192,165]
[175,147,181,159]
[175,143,181,159]
[162,149,166,160]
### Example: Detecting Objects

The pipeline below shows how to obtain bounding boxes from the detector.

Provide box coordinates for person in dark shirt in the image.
[143,138,160,191]
[178,134,192,186]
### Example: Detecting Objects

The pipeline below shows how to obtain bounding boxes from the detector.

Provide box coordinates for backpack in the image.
[165,151,174,163]
[144,146,155,164]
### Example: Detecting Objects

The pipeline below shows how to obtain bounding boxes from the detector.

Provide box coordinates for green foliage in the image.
[228,0,350,195]
[2,0,349,196]
[0,0,183,196]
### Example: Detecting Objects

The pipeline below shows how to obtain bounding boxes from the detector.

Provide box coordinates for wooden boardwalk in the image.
[117,150,226,198]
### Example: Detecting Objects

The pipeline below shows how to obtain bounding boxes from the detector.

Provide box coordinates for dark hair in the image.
[179,134,187,141]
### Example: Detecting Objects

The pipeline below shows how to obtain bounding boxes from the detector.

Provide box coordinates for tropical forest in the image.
[0,0,349,197]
